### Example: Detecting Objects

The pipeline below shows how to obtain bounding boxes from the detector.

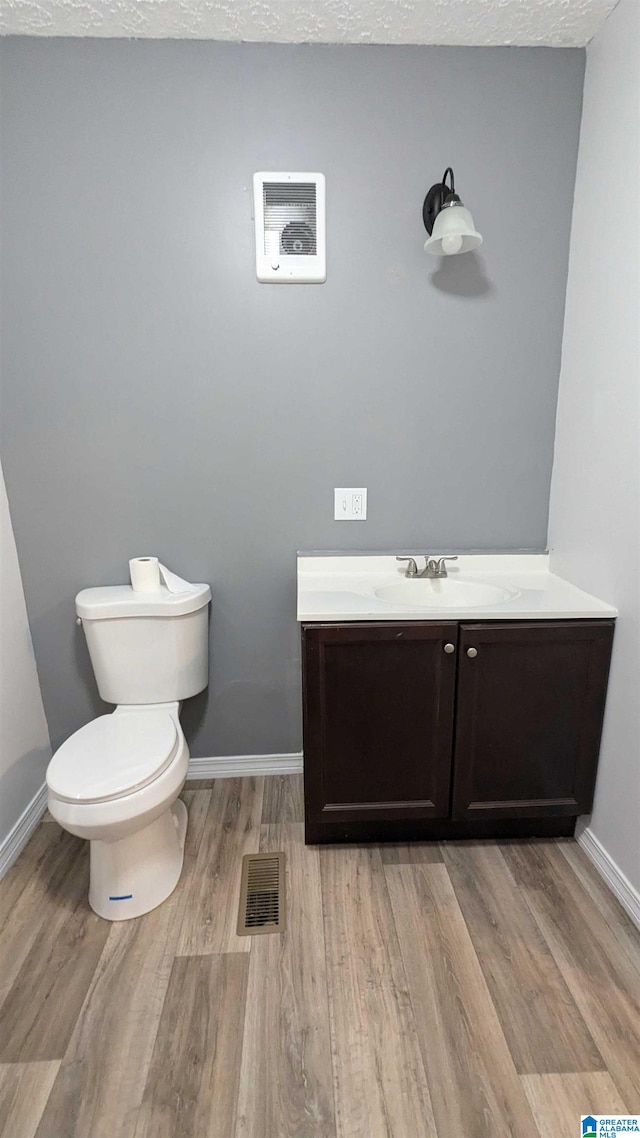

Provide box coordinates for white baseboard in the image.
[0,756,302,878]
[0,783,48,880]
[576,822,640,931]
[0,755,303,877]
[187,752,303,780]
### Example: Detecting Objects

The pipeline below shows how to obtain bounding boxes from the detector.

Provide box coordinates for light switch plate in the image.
[334,488,367,520]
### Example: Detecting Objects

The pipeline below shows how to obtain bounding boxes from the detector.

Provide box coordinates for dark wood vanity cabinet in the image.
[302,619,614,844]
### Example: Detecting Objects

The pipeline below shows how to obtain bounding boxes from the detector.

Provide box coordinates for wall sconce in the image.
[423,167,483,256]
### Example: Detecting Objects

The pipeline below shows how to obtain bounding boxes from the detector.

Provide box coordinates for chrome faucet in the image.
[396,555,458,579]
[425,555,458,578]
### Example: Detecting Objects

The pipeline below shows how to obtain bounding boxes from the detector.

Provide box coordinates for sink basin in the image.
[375,578,518,609]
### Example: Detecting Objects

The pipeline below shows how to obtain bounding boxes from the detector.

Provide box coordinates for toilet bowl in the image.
[46,562,211,921]
[47,704,189,919]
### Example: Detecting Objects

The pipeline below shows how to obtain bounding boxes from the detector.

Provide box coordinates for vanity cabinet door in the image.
[451,620,615,821]
[303,622,457,836]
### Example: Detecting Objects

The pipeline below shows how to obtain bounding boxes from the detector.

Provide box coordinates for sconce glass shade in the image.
[423,202,483,256]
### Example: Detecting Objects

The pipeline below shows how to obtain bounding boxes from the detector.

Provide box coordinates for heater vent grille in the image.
[263,182,317,256]
[253,172,326,283]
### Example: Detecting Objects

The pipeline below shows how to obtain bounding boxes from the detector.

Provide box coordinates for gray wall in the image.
[0,39,584,757]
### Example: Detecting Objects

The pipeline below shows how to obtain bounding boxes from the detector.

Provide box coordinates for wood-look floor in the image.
[1,776,639,1138]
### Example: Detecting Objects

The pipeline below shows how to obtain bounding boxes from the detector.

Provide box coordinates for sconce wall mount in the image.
[423,167,483,257]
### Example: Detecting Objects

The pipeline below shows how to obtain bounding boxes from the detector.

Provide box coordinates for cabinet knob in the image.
[467,647,478,658]
[443,642,455,654]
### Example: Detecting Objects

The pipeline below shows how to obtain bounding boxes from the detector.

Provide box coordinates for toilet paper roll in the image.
[129,557,161,592]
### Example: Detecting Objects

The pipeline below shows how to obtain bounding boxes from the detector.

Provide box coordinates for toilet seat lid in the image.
[47,712,179,803]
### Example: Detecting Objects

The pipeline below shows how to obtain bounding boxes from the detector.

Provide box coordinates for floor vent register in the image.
[237,852,286,936]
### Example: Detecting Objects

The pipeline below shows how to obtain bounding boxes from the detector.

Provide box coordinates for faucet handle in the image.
[396,556,419,577]
[436,555,458,573]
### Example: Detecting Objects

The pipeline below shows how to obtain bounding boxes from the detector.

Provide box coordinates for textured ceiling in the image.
[0,0,619,45]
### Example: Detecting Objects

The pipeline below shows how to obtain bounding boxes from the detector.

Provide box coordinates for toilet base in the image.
[88,799,188,920]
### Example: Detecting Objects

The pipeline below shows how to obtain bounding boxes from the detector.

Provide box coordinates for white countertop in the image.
[297,554,617,622]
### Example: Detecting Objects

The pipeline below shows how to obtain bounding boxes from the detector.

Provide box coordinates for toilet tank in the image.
[76,582,211,705]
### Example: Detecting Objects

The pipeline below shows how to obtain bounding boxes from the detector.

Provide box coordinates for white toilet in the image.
[46,567,211,920]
